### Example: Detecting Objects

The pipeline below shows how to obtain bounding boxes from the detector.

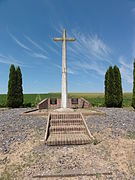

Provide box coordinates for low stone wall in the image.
[37,97,92,110]
[37,98,48,109]
[48,98,61,109]
[68,98,91,109]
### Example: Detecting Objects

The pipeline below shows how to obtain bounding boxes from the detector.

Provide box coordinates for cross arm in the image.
[66,38,75,42]
[53,38,63,41]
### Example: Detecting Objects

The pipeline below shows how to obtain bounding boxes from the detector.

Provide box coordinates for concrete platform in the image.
[21,108,105,118]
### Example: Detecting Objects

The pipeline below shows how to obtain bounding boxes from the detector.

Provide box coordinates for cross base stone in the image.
[53,108,74,112]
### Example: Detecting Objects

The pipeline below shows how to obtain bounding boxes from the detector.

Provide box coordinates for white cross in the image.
[54,29,75,109]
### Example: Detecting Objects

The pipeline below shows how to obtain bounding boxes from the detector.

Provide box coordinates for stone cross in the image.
[54,29,75,109]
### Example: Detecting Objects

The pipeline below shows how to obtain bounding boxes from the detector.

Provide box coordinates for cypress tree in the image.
[105,66,114,107]
[16,66,23,107]
[7,64,17,107]
[105,65,123,108]
[132,60,135,109]
[113,65,123,107]
[104,69,109,106]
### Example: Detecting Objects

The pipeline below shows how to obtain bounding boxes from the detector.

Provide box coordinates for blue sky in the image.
[0,0,135,93]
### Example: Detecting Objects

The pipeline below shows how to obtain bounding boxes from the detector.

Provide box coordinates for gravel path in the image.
[0,108,135,179]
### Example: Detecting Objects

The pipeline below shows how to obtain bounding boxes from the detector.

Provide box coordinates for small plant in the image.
[93,138,99,145]
[35,94,41,105]
[96,173,101,179]
[127,131,135,139]
[0,169,11,180]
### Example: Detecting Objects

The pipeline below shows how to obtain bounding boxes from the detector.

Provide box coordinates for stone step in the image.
[50,125,86,133]
[45,113,93,146]
[51,130,87,134]
[51,122,83,127]
[51,114,81,120]
[51,119,82,123]
[47,133,91,145]
[50,119,83,126]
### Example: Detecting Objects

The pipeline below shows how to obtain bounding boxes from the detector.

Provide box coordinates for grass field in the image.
[0,93,132,107]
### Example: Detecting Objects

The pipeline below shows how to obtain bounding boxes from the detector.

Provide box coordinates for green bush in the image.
[23,102,32,108]
[93,138,99,145]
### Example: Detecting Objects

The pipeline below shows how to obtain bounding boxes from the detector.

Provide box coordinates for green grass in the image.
[0,94,7,107]
[0,92,133,107]
[127,131,135,139]
[0,169,11,180]
[69,93,105,107]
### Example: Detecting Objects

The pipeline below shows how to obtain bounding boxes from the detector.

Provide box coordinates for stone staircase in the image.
[45,113,93,145]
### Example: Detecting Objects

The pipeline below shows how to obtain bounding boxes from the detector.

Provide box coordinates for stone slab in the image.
[21,108,105,117]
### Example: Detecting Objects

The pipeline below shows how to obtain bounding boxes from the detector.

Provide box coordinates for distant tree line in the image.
[7,64,23,108]
[104,60,135,109]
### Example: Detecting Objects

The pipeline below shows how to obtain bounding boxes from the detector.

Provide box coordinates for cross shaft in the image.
[53,29,75,109]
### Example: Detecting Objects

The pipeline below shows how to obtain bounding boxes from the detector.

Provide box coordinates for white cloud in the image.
[8,31,50,62]
[52,28,113,76]
[65,30,112,76]
[26,51,48,60]
[8,31,49,62]
[54,64,75,74]
[72,60,105,76]
[32,53,48,59]
[24,35,47,54]
[67,67,75,74]
[70,31,112,63]
[54,24,64,35]
[0,53,26,67]
[8,28,112,76]
[8,31,31,51]
[132,7,135,14]
[44,42,60,56]
[119,56,133,84]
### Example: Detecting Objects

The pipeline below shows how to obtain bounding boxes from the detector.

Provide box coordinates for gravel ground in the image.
[0,108,46,154]
[0,108,135,179]
[87,107,135,136]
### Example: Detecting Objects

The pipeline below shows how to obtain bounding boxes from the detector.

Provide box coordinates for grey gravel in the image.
[0,107,135,179]
[1,107,135,154]
[87,107,135,136]
[0,108,46,154]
